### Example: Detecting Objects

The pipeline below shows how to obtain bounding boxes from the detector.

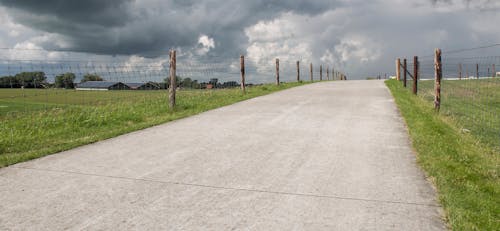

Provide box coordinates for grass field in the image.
[386,79,499,230]
[417,78,500,152]
[0,82,308,167]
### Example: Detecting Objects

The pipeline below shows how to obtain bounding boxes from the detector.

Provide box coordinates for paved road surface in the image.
[0,80,446,230]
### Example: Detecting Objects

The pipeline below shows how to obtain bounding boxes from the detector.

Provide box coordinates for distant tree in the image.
[181,77,193,88]
[55,73,76,89]
[222,81,239,88]
[11,72,47,88]
[0,76,18,88]
[209,78,218,87]
[163,76,182,88]
[81,74,103,82]
[191,80,200,89]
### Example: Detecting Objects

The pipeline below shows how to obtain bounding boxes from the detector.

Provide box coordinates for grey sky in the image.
[0,0,499,79]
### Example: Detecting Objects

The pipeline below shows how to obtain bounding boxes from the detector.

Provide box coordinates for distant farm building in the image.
[126,82,160,90]
[76,81,130,91]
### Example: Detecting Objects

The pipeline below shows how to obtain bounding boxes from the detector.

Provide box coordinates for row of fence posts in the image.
[395,53,435,109]
[395,56,419,95]
[167,50,346,108]
[396,48,496,112]
[456,63,495,80]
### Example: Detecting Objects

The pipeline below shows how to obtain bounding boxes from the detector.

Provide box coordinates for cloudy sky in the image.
[0,0,499,80]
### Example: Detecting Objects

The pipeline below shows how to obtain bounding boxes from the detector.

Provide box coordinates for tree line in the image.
[0,72,243,89]
[0,72,103,89]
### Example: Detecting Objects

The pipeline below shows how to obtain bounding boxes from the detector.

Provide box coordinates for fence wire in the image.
[399,54,500,151]
[0,48,342,156]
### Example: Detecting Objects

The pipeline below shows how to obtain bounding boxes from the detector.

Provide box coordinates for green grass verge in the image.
[0,82,308,167]
[385,79,499,230]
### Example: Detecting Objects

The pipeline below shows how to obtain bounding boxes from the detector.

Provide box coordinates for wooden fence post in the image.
[459,63,462,80]
[396,58,401,81]
[275,58,280,85]
[310,63,313,81]
[296,61,300,82]
[476,63,479,79]
[403,58,407,88]
[413,56,418,94]
[434,49,442,111]
[320,65,323,81]
[240,55,246,92]
[169,50,176,109]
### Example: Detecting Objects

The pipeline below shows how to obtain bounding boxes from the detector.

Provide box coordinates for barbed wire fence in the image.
[395,45,500,151]
[0,48,346,155]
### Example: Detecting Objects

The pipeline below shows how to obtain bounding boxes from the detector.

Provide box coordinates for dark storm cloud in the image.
[0,0,339,56]
[0,0,134,27]
[1,0,499,78]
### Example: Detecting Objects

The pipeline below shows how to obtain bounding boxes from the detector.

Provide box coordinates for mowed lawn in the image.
[0,82,307,167]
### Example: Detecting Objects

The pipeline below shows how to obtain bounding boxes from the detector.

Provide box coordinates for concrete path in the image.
[0,80,446,230]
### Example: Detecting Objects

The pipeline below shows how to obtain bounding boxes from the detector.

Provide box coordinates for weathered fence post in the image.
[240,55,246,92]
[459,63,462,80]
[403,58,407,88]
[169,50,176,109]
[413,56,418,94]
[320,65,323,81]
[296,61,300,82]
[275,58,280,85]
[434,49,442,111]
[476,63,479,79]
[396,58,401,81]
[310,63,313,81]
